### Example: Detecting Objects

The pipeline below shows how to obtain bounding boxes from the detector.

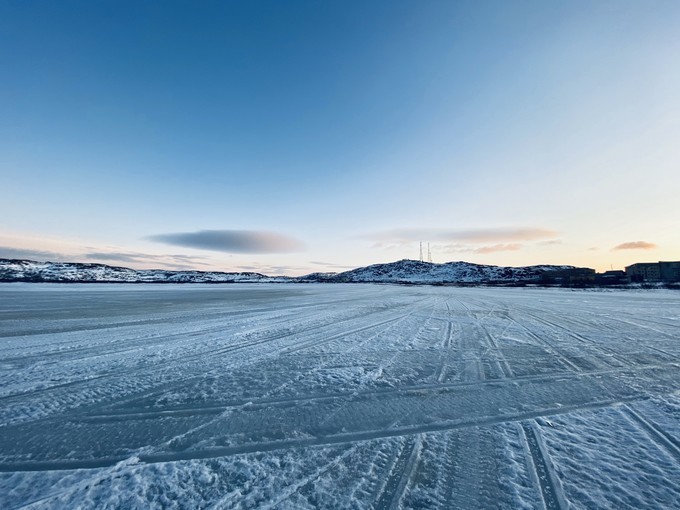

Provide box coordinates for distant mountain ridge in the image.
[0,258,577,285]
[0,259,275,283]
[318,259,576,284]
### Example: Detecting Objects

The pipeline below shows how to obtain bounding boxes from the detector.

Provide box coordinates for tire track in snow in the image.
[523,303,680,363]
[519,421,567,510]
[432,299,463,384]
[2,282,677,498]
[6,358,678,478]
[73,359,680,423]
[520,310,635,369]
[254,299,437,411]
[452,298,515,379]
[477,320,514,379]
[128,300,438,464]
[621,405,680,462]
[584,312,680,339]
[212,445,360,510]
[0,293,385,339]
[279,313,411,355]
[0,305,297,339]
[0,302,421,425]
[11,457,144,510]
[171,301,417,363]
[629,340,680,362]
[455,299,487,383]
[442,426,508,509]
[504,313,583,373]
[373,436,422,510]
[434,320,454,383]
[407,297,446,350]
[0,392,653,473]
[0,306,368,403]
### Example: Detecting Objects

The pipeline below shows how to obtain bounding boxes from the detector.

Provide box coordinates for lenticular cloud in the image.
[148,229,305,254]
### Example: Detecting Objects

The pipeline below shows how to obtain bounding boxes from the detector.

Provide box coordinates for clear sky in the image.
[2,0,679,275]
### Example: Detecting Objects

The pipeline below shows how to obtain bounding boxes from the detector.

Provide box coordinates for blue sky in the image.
[2,0,679,275]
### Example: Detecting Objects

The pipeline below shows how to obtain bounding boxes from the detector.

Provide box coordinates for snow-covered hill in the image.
[0,259,276,283]
[327,259,576,284]
[0,258,577,284]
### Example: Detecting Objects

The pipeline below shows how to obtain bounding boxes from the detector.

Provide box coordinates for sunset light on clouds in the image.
[2,1,679,275]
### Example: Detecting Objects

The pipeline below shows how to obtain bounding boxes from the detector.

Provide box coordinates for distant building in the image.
[542,267,596,285]
[625,261,680,282]
[659,261,680,282]
[625,263,660,282]
[596,270,628,285]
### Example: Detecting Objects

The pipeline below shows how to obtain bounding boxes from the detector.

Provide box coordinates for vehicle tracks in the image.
[519,422,567,510]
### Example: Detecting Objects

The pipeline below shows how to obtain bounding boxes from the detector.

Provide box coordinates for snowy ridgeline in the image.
[328,259,576,284]
[0,259,278,283]
[0,258,576,284]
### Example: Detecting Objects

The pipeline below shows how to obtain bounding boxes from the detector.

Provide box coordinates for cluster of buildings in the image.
[625,261,680,283]
[542,261,680,285]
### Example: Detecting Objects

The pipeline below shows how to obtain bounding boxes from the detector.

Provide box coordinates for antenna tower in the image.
[419,242,423,262]
[428,242,432,263]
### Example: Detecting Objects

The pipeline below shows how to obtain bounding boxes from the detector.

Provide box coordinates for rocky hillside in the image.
[0,258,577,285]
[0,259,273,283]
[325,259,575,284]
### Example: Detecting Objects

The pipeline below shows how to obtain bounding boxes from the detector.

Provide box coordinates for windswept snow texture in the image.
[1,284,679,509]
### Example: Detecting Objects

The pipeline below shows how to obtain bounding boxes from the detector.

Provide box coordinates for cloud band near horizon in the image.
[147,230,305,254]
[365,227,558,244]
[613,241,657,250]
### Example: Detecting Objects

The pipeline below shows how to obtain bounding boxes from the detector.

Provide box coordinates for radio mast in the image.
[419,242,423,262]
[427,242,432,263]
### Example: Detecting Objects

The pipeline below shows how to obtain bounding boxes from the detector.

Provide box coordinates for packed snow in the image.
[0,283,679,509]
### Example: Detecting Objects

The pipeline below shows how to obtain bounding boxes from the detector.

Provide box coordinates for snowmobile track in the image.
[520,421,566,510]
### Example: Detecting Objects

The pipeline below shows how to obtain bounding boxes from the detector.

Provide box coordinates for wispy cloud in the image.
[0,246,69,262]
[474,243,522,254]
[84,251,209,269]
[309,260,355,269]
[0,245,213,271]
[236,264,310,276]
[439,242,524,254]
[148,230,305,254]
[364,227,557,244]
[613,241,657,250]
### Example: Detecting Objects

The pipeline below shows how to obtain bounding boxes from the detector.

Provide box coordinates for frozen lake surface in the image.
[1,283,679,509]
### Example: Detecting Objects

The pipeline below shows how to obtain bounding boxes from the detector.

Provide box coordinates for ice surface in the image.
[0,283,678,509]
